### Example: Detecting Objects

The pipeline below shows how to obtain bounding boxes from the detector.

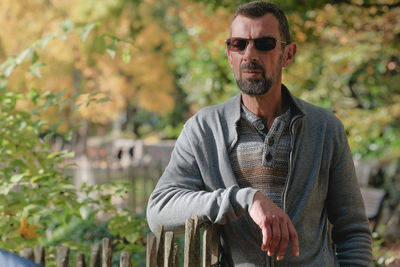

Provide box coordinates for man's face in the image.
[227,14,287,96]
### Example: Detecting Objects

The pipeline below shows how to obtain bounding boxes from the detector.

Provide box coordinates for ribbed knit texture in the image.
[229,104,292,209]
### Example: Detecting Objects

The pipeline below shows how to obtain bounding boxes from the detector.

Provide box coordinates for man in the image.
[147,1,372,266]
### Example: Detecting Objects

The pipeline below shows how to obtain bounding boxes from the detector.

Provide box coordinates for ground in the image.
[375,241,400,266]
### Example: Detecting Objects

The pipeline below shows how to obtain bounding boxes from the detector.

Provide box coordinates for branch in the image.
[334,0,400,9]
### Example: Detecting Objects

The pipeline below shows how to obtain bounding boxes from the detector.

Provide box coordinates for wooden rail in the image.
[19,238,132,267]
[146,216,220,267]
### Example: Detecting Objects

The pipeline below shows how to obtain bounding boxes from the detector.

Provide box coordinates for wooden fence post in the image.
[155,225,164,267]
[76,252,86,267]
[210,224,220,266]
[57,246,69,267]
[173,243,179,267]
[19,248,34,262]
[146,233,157,267]
[90,243,101,267]
[184,216,200,267]
[34,245,45,266]
[119,252,131,267]
[203,225,212,267]
[164,231,174,267]
[102,238,112,267]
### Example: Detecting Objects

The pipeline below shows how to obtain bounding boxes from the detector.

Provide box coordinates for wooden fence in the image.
[146,216,220,267]
[19,216,218,267]
[19,238,131,267]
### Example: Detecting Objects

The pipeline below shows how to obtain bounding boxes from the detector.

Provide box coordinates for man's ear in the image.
[282,43,296,68]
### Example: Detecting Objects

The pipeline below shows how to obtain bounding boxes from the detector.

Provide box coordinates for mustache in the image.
[240,62,264,72]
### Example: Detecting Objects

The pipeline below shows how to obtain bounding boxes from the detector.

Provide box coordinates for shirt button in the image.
[267,136,275,146]
[265,152,272,162]
[257,123,265,131]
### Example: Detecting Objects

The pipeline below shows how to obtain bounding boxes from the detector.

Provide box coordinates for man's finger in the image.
[261,223,271,251]
[276,221,290,261]
[268,216,280,257]
[288,221,299,257]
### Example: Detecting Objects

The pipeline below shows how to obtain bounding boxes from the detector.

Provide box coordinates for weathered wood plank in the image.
[90,243,101,267]
[155,225,164,267]
[120,252,131,267]
[57,246,69,267]
[34,245,45,265]
[102,238,112,267]
[76,252,86,267]
[203,225,212,267]
[211,224,220,266]
[19,248,34,262]
[184,216,200,267]
[173,243,179,267]
[164,231,174,267]
[146,233,157,267]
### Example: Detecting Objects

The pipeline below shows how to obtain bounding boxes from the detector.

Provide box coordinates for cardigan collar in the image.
[223,84,306,151]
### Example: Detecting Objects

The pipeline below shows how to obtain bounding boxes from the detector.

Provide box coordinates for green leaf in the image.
[122,49,131,64]
[40,34,56,49]
[126,232,139,243]
[16,48,33,64]
[79,23,97,42]
[106,39,118,59]
[73,103,83,113]
[29,62,45,78]
[0,79,8,90]
[60,20,74,33]
[30,174,48,183]
[93,36,106,54]
[3,57,16,77]
[30,50,39,64]
[55,88,66,101]
[64,129,74,141]
[29,88,40,104]
[60,151,75,158]
[11,174,24,183]
[97,96,110,103]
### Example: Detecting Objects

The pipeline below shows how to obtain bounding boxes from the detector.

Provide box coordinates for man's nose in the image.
[243,40,258,61]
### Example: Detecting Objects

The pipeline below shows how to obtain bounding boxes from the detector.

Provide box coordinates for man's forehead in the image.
[231,14,279,37]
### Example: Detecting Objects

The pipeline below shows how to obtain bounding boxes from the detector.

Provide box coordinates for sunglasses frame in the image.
[225,36,287,52]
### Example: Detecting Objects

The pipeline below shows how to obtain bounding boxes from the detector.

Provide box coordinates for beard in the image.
[236,61,281,96]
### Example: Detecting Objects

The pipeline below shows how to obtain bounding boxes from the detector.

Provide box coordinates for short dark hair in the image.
[231,1,291,44]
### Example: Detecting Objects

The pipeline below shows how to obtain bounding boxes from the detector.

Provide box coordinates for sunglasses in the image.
[225,36,286,52]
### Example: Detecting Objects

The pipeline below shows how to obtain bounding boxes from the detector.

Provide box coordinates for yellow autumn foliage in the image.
[0,0,177,128]
[18,218,40,240]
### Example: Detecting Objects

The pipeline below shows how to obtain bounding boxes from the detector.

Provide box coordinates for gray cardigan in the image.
[147,87,372,266]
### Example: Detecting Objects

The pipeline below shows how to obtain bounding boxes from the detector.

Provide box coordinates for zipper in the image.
[282,114,302,213]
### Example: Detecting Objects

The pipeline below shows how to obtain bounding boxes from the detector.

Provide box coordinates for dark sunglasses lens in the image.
[254,37,276,51]
[228,38,248,51]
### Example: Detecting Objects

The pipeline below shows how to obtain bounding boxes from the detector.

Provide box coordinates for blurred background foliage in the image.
[0,0,400,264]
[1,0,399,156]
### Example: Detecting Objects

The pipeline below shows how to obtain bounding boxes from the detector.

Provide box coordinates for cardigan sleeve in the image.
[326,122,372,266]
[146,124,258,234]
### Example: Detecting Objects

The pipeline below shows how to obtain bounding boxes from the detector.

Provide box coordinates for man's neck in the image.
[241,85,287,129]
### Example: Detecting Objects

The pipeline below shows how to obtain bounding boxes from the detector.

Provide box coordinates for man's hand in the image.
[249,192,299,261]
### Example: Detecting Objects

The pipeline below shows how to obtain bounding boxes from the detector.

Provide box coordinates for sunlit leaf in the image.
[97,96,110,103]
[106,39,118,58]
[10,174,24,183]
[29,62,45,78]
[79,23,97,42]
[16,48,32,64]
[40,34,56,49]
[93,35,106,54]
[122,49,131,63]
[60,19,74,33]
[30,50,39,64]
